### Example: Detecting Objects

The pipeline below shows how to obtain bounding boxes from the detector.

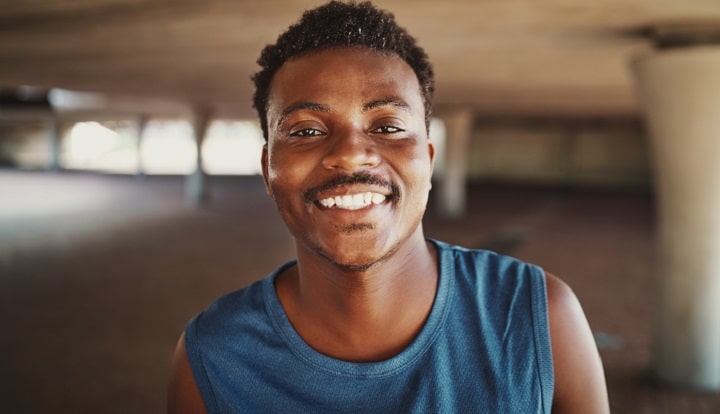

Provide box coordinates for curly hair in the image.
[251,1,435,140]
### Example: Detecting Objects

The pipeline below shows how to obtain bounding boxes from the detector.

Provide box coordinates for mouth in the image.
[317,192,387,211]
[304,172,399,211]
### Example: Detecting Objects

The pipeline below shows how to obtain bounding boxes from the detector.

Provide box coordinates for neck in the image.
[275,232,438,361]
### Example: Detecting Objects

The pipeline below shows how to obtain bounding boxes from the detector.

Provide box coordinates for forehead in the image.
[267,47,424,117]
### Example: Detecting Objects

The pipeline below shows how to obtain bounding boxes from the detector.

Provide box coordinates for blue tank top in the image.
[185,240,554,413]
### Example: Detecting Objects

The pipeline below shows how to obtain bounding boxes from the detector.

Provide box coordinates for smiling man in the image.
[167,2,609,413]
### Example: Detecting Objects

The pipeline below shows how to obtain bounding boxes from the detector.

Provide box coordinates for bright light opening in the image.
[429,117,446,179]
[140,121,195,175]
[201,121,264,175]
[64,121,139,173]
[61,119,264,175]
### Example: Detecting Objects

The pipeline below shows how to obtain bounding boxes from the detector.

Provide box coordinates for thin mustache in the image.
[303,172,399,203]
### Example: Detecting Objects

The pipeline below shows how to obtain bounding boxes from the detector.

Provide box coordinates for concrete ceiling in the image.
[1,0,719,119]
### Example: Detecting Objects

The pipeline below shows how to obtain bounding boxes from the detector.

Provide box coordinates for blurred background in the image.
[1,1,720,412]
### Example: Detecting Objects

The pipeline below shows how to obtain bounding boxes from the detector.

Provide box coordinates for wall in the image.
[0,123,51,169]
[467,117,652,190]
[2,116,654,191]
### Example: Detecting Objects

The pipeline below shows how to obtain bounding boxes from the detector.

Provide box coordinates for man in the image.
[168,2,609,413]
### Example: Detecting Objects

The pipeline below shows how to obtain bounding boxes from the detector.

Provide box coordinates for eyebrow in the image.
[362,97,411,113]
[276,101,330,128]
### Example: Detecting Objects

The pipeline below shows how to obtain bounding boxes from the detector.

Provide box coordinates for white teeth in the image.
[319,197,335,208]
[318,192,387,210]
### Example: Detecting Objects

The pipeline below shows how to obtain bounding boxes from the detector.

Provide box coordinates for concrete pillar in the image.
[436,108,474,218]
[135,114,149,178]
[45,118,61,172]
[185,108,211,205]
[632,46,720,390]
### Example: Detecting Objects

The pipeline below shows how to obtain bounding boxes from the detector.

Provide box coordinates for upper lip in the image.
[303,173,397,204]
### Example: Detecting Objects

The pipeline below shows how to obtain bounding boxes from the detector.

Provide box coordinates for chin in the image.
[316,248,382,273]
[333,260,377,273]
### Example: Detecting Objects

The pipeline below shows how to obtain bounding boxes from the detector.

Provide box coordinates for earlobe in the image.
[261,144,273,197]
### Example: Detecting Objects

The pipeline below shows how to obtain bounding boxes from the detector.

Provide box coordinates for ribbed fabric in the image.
[185,239,554,413]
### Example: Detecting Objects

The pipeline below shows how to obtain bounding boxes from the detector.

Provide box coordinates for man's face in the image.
[262,47,435,271]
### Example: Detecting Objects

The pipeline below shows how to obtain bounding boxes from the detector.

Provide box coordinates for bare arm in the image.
[546,272,610,414]
[167,332,208,414]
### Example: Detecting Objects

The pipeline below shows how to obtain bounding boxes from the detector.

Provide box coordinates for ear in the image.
[261,144,273,197]
[427,139,436,188]
[428,139,436,169]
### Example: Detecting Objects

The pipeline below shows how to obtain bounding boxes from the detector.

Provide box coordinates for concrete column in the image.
[135,114,149,178]
[436,108,474,218]
[45,118,61,172]
[185,108,212,205]
[632,46,720,390]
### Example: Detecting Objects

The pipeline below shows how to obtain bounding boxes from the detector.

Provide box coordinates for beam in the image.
[435,108,474,218]
[185,107,212,206]
[45,118,61,172]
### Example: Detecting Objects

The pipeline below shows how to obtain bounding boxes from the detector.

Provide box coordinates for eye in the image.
[290,128,325,138]
[371,125,405,134]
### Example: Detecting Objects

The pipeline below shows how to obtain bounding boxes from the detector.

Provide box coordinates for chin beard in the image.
[335,261,376,273]
[309,239,403,273]
[317,250,381,273]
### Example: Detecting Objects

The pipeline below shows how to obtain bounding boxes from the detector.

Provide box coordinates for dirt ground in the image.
[1,170,718,413]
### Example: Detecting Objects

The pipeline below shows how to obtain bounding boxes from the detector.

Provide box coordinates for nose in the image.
[321,129,380,171]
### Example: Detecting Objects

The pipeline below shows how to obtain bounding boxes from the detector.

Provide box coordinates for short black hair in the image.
[251,1,434,140]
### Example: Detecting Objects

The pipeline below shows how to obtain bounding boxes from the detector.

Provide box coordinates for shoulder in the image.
[441,242,545,303]
[167,286,263,414]
[167,262,295,413]
[192,270,279,336]
[545,272,610,414]
[433,239,538,278]
[185,274,278,369]
[434,241,547,316]
[167,332,208,414]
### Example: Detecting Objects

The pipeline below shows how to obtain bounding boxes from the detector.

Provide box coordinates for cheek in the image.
[266,151,311,202]
[265,148,292,188]
[264,152,289,202]
[267,171,293,204]
[408,150,434,183]
[269,145,324,184]
[404,155,434,204]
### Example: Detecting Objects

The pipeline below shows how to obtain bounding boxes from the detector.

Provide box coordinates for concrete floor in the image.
[1,170,718,413]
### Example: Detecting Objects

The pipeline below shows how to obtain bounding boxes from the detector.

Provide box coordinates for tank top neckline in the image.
[261,238,453,378]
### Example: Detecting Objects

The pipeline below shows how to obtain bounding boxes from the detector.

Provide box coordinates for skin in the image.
[263,48,438,362]
[167,47,609,414]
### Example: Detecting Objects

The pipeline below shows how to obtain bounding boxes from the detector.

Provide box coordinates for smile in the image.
[318,192,386,210]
